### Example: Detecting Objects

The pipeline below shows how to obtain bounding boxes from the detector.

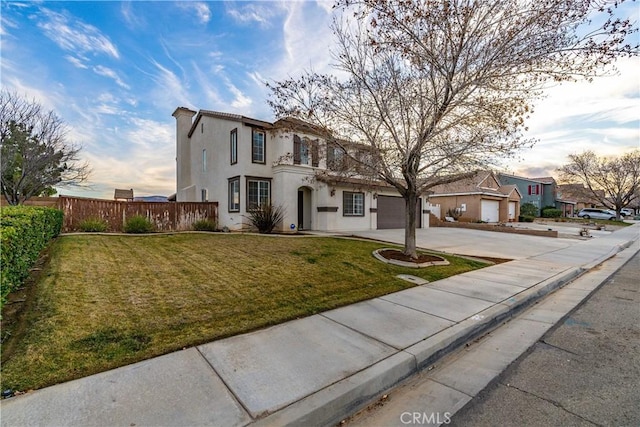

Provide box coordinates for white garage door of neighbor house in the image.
[377,196,421,229]
[481,200,500,223]
[508,201,517,221]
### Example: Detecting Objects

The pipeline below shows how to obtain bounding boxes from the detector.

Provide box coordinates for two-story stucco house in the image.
[173,108,430,232]
[497,173,576,216]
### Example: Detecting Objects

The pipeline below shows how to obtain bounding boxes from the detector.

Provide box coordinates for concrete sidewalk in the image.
[1,225,638,427]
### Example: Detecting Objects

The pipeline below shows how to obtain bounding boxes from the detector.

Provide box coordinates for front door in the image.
[298,190,304,230]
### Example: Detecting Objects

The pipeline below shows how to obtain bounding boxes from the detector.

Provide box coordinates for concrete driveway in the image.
[351,228,579,260]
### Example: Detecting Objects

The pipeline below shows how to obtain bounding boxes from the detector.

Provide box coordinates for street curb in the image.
[249,264,597,426]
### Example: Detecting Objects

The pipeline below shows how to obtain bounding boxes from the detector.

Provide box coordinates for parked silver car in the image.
[577,208,616,220]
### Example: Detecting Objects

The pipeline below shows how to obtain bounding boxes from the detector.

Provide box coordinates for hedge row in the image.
[1,206,63,310]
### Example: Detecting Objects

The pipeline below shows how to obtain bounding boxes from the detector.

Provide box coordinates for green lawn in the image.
[1,233,488,392]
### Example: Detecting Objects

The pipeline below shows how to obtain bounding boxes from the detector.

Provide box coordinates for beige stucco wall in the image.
[429,194,483,222]
[428,194,522,223]
[175,112,428,232]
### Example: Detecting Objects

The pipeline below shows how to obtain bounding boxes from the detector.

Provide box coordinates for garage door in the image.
[481,200,500,223]
[377,196,421,229]
[508,201,517,221]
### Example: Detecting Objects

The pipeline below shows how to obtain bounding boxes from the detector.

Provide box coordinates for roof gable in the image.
[188,110,273,137]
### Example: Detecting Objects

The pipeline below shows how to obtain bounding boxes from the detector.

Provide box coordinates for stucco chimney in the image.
[172,107,196,200]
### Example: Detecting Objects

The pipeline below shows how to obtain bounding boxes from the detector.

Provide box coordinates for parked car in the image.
[621,208,634,217]
[577,208,617,220]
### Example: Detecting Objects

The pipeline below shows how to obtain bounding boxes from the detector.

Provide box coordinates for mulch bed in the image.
[378,249,443,264]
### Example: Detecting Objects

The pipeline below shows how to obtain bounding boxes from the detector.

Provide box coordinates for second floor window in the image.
[327,145,346,171]
[252,129,265,164]
[230,129,238,165]
[293,135,309,165]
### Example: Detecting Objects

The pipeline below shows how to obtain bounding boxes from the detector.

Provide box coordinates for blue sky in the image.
[1,1,638,199]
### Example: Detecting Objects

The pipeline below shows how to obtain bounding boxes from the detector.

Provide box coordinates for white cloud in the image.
[1,14,19,36]
[148,60,193,109]
[178,2,212,24]
[121,1,146,29]
[193,2,212,24]
[38,8,120,59]
[526,57,639,131]
[508,56,640,177]
[315,0,334,14]
[277,2,335,75]
[65,55,88,69]
[64,116,176,198]
[93,65,130,89]
[0,76,62,113]
[227,82,253,110]
[225,2,274,28]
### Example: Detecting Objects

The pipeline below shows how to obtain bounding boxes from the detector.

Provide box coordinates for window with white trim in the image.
[252,129,265,163]
[293,134,309,165]
[528,184,541,195]
[343,191,364,216]
[230,128,238,165]
[202,149,207,172]
[247,178,270,209]
[228,177,240,212]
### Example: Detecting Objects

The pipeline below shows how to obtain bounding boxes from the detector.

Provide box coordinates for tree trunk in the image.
[404,191,418,259]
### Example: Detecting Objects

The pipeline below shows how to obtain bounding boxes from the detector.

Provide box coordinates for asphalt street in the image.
[449,251,640,427]
[343,247,639,427]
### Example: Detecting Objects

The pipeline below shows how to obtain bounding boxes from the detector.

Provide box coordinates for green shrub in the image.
[124,215,154,234]
[518,215,535,222]
[520,203,538,217]
[0,206,63,309]
[246,204,285,234]
[192,219,217,232]
[541,208,562,218]
[79,217,108,232]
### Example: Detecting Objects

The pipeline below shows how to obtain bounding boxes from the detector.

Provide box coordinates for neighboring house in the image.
[556,184,601,213]
[428,171,521,223]
[497,173,576,216]
[173,108,431,232]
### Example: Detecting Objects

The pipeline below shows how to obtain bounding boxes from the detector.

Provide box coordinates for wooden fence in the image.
[1,196,218,233]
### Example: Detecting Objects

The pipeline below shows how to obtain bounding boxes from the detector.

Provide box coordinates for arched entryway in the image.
[297,186,313,230]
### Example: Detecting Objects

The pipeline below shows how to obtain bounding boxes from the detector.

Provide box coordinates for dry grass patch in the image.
[1,234,488,392]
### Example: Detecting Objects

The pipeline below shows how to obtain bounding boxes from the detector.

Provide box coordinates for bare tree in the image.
[0,90,90,205]
[268,0,637,257]
[559,150,640,219]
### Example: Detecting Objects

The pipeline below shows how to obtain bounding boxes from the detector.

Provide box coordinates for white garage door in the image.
[481,200,500,223]
[508,202,517,221]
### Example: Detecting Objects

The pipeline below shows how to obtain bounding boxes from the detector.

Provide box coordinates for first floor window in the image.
[247,178,270,209]
[343,191,364,216]
[229,178,240,212]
